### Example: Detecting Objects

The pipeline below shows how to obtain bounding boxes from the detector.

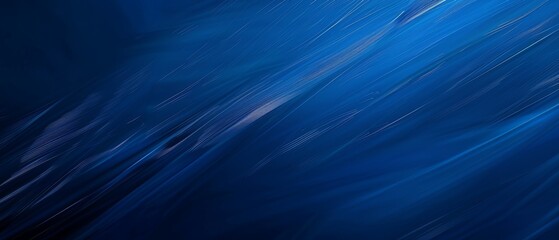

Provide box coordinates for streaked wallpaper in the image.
[1,0,559,239]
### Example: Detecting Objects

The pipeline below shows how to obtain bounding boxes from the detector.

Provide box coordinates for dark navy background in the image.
[1,0,559,239]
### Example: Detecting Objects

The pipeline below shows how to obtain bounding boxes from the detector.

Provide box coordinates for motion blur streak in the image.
[1,0,559,239]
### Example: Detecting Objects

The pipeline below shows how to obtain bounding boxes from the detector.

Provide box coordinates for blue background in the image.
[1,0,559,239]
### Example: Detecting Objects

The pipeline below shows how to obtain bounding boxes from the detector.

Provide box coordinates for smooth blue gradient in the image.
[1,0,559,239]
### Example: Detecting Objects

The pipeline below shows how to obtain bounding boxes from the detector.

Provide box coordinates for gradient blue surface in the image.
[1,0,559,239]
